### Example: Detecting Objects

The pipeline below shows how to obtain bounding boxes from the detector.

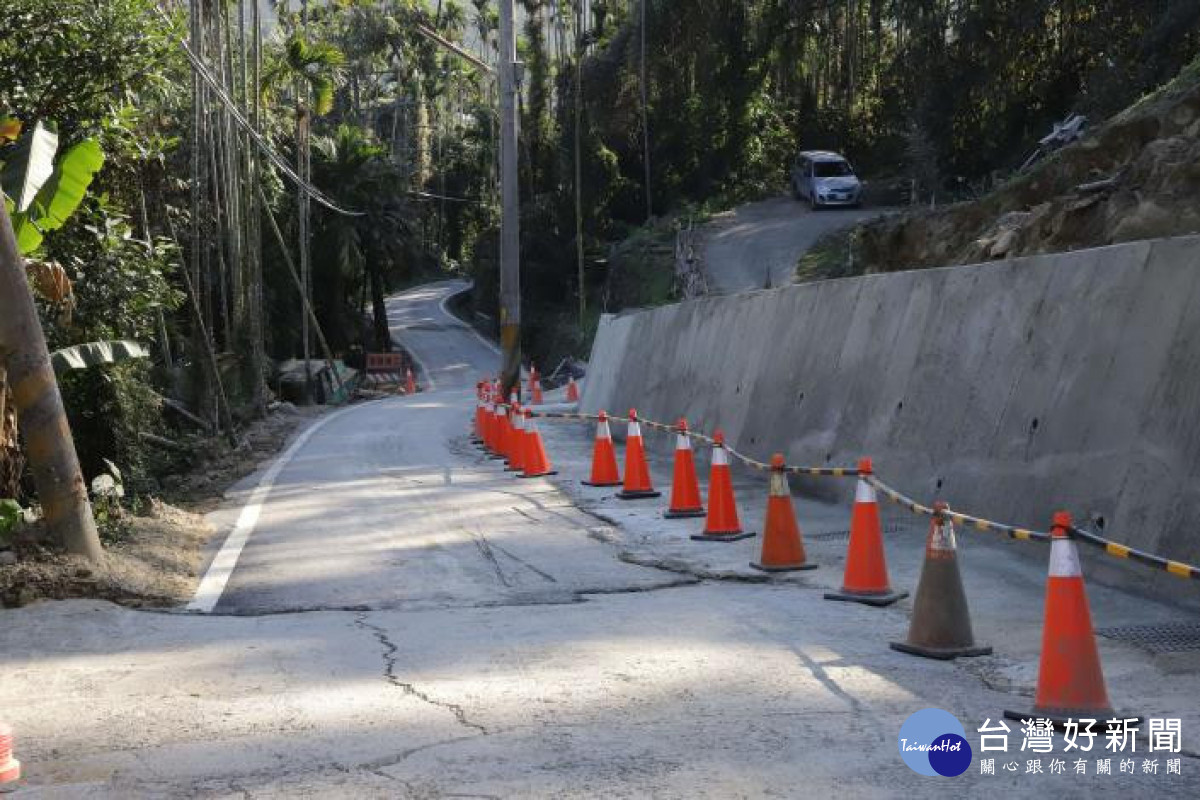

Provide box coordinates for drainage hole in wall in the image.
[1030,417,1039,432]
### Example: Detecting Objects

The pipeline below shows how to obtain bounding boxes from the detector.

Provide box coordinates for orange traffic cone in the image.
[406,367,417,395]
[527,364,538,399]
[0,721,20,787]
[505,404,526,472]
[519,410,556,478]
[531,371,544,405]
[691,430,755,542]
[890,502,990,659]
[566,376,580,403]
[823,458,907,606]
[617,409,661,500]
[485,393,501,455]
[751,454,817,570]
[582,410,622,487]
[1005,512,1123,727]
[488,399,509,460]
[664,419,705,518]
[473,383,486,443]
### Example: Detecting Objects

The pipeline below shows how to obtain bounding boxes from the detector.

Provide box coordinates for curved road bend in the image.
[207,279,670,614]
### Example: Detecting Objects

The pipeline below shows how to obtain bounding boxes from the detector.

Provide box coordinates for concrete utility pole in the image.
[498,0,522,397]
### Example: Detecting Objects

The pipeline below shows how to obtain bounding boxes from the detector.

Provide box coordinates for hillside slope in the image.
[808,57,1200,277]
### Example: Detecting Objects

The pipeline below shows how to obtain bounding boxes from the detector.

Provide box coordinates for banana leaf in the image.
[11,138,104,254]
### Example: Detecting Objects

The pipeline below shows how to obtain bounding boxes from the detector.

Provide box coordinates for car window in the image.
[813,160,853,178]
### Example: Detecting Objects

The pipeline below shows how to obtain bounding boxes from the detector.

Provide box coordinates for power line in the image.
[158,6,365,217]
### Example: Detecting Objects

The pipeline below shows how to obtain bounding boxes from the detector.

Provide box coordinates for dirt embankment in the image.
[0,405,320,608]
[828,57,1200,276]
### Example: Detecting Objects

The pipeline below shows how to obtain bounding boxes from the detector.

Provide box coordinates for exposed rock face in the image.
[848,63,1200,275]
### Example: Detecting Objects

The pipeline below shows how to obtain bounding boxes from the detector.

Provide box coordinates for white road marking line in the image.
[186,401,381,613]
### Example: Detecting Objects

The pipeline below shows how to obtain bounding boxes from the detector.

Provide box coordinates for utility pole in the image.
[498,0,522,397]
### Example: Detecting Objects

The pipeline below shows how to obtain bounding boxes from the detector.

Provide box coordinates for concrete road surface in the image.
[2,280,1199,797]
[701,195,885,293]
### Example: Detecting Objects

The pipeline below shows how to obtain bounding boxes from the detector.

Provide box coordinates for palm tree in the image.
[311,124,413,353]
[260,32,345,400]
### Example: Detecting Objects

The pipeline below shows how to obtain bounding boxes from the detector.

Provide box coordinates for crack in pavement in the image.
[354,611,490,735]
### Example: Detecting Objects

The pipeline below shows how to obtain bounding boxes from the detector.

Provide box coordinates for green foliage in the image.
[262,33,347,116]
[0,499,22,542]
[0,0,178,140]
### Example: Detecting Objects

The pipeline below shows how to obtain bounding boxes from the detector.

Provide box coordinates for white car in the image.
[791,151,862,209]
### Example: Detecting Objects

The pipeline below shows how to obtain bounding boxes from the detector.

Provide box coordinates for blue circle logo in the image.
[898,708,972,776]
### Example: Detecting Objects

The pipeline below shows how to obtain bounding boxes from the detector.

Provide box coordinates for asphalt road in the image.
[701,195,885,293]
[2,280,1199,797]
[209,279,669,615]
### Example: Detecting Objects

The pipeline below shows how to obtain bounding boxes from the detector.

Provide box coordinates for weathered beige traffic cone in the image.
[890,502,991,659]
[0,721,20,787]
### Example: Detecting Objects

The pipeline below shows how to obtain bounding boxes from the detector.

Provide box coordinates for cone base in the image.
[0,758,19,785]
[487,454,507,460]
[691,531,757,542]
[664,508,706,519]
[823,589,908,607]
[582,479,622,487]
[751,561,818,573]
[1003,708,1130,729]
[504,465,523,472]
[616,489,662,500]
[518,470,557,478]
[889,641,992,660]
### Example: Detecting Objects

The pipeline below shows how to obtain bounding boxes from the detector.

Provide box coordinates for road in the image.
[701,195,884,293]
[2,280,1199,797]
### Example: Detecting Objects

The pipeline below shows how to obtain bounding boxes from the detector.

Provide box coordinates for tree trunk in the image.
[0,201,103,561]
[369,263,390,353]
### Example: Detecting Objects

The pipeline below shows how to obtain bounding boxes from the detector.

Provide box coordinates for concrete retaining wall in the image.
[581,235,1200,565]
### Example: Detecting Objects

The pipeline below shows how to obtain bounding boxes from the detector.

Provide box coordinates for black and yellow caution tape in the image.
[1069,526,1200,580]
[866,476,1050,543]
[511,404,1200,580]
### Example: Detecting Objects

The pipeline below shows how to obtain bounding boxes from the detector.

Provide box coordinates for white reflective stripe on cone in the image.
[768,471,787,496]
[513,414,524,432]
[675,433,689,450]
[712,446,729,466]
[597,420,611,439]
[855,477,876,504]
[629,421,642,439]
[930,520,957,552]
[1048,538,1083,578]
